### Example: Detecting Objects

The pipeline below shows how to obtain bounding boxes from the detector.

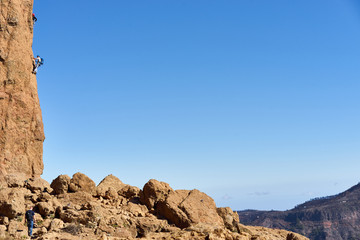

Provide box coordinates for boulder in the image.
[49,218,64,232]
[96,174,125,198]
[4,174,26,188]
[156,189,224,229]
[122,202,148,217]
[58,208,95,225]
[38,192,52,202]
[103,187,118,199]
[0,188,25,218]
[156,190,190,228]
[58,208,81,223]
[97,217,137,239]
[118,185,140,199]
[217,207,243,233]
[179,190,223,227]
[135,216,170,237]
[51,197,62,211]
[25,177,52,193]
[35,226,48,235]
[41,218,52,229]
[140,179,174,209]
[37,202,55,217]
[8,220,27,236]
[60,191,94,206]
[50,174,71,194]
[69,172,96,194]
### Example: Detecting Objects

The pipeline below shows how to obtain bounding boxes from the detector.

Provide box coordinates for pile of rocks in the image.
[0,173,308,240]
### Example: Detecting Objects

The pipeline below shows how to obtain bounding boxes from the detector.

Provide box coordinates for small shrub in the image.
[63,224,82,235]
[36,220,43,226]
[86,222,97,229]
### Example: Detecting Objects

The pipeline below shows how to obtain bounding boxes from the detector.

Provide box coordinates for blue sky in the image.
[33,0,360,210]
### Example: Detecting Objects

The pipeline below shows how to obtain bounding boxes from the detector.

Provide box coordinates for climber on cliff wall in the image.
[32,13,37,25]
[25,207,35,237]
[32,55,43,74]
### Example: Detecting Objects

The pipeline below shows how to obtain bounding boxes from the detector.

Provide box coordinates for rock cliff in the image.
[0,0,44,179]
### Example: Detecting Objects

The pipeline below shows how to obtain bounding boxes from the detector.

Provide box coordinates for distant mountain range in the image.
[237,183,360,240]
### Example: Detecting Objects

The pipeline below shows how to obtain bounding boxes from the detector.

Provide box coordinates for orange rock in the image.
[96,174,125,199]
[51,174,71,194]
[0,188,26,218]
[140,179,174,209]
[217,207,245,233]
[156,189,224,229]
[69,172,96,194]
[0,0,44,180]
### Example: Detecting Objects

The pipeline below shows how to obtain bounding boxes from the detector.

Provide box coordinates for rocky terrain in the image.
[0,0,311,239]
[0,173,309,239]
[0,0,45,180]
[238,183,360,240]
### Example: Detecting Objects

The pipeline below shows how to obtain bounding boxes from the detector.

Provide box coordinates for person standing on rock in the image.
[25,207,35,237]
[32,55,43,74]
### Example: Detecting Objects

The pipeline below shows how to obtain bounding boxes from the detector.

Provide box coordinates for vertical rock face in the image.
[0,0,44,179]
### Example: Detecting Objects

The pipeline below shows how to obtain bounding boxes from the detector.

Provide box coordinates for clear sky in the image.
[33,0,360,211]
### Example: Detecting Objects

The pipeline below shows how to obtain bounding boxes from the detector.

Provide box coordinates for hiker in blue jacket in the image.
[25,207,35,237]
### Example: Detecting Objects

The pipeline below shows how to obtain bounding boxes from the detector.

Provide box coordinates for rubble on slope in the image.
[0,173,308,240]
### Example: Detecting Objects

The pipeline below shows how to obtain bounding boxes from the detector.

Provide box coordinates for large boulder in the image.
[25,177,52,193]
[69,172,96,194]
[156,189,224,229]
[8,219,27,237]
[156,190,190,228]
[96,174,125,199]
[50,174,71,194]
[140,179,174,209]
[48,219,64,232]
[36,202,55,218]
[0,188,26,218]
[118,185,140,199]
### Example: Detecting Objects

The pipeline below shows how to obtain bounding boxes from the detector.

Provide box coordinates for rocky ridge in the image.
[237,183,360,240]
[0,173,309,240]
